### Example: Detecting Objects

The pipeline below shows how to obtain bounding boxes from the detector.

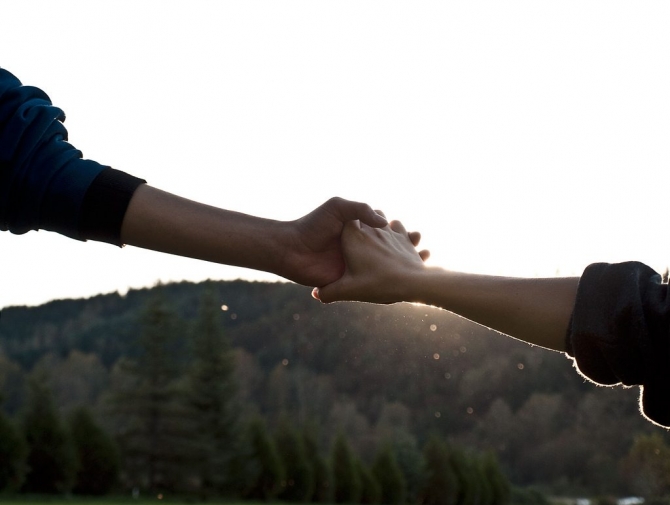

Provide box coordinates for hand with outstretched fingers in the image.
[313,212,429,304]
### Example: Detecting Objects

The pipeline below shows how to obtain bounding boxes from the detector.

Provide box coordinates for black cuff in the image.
[78,168,146,246]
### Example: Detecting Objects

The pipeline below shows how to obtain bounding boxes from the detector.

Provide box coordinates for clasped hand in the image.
[313,212,430,304]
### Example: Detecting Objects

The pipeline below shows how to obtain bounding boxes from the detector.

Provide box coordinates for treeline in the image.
[0,378,119,494]
[0,385,513,504]
[0,279,669,498]
[0,286,511,504]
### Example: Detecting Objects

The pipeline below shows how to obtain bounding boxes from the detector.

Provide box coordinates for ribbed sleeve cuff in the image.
[78,168,146,246]
[565,261,670,427]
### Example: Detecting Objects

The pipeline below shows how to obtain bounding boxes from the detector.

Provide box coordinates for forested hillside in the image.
[0,279,666,498]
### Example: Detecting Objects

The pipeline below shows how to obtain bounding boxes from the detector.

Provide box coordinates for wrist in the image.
[391,264,438,304]
[263,220,295,277]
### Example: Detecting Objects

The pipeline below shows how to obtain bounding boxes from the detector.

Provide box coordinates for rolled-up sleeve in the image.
[566,261,670,427]
[0,68,144,245]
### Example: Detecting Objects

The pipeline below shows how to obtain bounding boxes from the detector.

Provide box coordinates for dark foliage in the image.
[509,486,550,505]
[275,414,314,502]
[372,443,406,505]
[482,450,511,505]
[21,372,76,493]
[109,289,190,492]
[420,435,458,505]
[69,406,120,495]
[0,404,26,491]
[331,431,361,503]
[0,278,654,496]
[391,432,424,504]
[450,446,476,505]
[238,416,284,501]
[357,458,381,504]
[302,422,332,503]
[184,285,239,494]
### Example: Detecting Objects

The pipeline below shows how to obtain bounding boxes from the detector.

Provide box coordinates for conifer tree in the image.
[21,372,77,493]
[302,422,332,503]
[111,289,189,492]
[391,432,424,504]
[69,406,120,495]
[420,435,458,505]
[0,398,26,492]
[185,286,238,494]
[239,416,284,501]
[331,431,361,503]
[275,414,314,501]
[482,451,511,505]
[357,458,381,505]
[450,446,476,505]
[472,457,494,505]
[372,443,406,505]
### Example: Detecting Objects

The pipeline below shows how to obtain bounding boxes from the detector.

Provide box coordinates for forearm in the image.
[406,268,579,352]
[120,185,287,274]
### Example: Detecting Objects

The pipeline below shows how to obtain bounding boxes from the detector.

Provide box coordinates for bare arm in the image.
[314,219,578,352]
[408,269,578,351]
[120,185,388,287]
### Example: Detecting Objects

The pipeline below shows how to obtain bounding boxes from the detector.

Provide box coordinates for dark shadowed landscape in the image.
[0,280,666,503]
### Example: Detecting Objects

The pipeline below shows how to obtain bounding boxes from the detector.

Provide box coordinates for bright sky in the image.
[2,1,670,308]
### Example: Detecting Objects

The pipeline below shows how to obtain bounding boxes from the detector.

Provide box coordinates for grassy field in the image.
[0,498,255,505]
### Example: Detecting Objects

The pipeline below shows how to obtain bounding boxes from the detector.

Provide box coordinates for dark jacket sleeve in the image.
[0,68,144,245]
[566,261,670,427]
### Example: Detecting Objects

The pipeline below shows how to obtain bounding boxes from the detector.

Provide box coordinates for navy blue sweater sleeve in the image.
[0,68,144,244]
[566,261,670,427]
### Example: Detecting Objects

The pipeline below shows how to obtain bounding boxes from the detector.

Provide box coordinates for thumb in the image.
[312,280,346,304]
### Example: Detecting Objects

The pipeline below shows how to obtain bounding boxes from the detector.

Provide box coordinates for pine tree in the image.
[239,416,284,501]
[184,286,238,495]
[111,289,189,492]
[420,435,458,505]
[302,422,332,503]
[69,406,120,495]
[331,431,361,503]
[450,446,476,505]
[472,457,494,505]
[482,451,510,505]
[21,372,77,493]
[275,414,314,501]
[391,432,424,504]
[372,443,406,505]
[357,458,381,505]
[0,398,26,492]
